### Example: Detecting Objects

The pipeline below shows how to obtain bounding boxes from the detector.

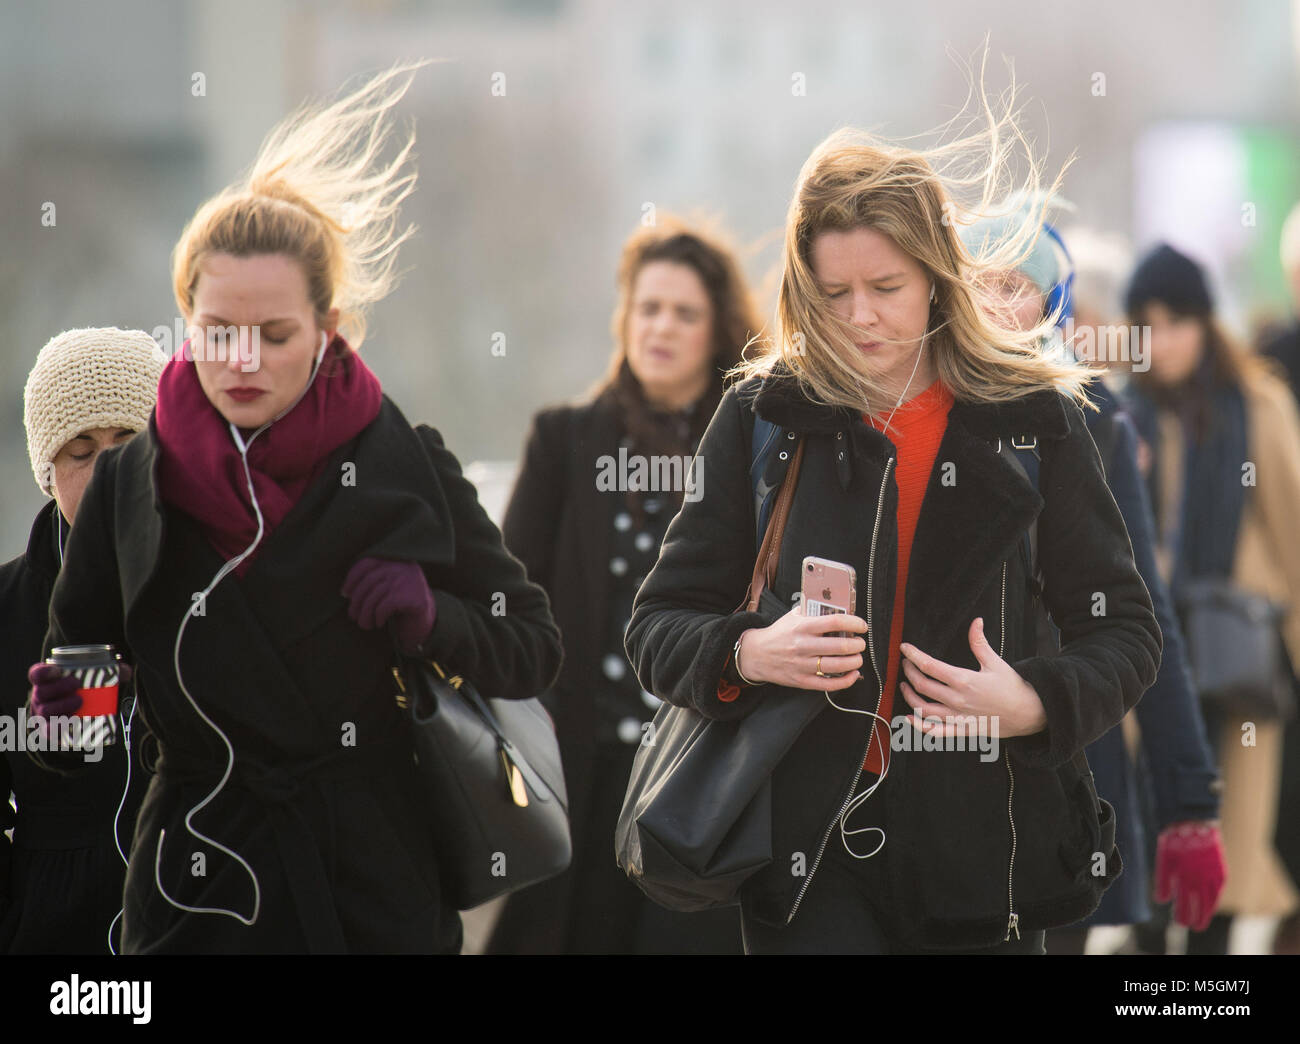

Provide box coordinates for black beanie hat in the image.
[1124,242,1214,318]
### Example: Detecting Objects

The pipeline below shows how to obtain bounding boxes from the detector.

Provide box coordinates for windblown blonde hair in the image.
[731,51,1099,430]
[171,60,430,349]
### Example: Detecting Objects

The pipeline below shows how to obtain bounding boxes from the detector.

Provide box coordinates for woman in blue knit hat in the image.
[961,213,1226,953]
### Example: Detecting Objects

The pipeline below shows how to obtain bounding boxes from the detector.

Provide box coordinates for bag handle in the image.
[738,435,805,613]
[388,626,550,807]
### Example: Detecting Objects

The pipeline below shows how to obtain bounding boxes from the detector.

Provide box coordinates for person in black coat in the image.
[25,65,562,954]
[1122,244,1300,952]
[486,217,760,953]
[957,215,1225,952]
[625,126,1162,954]
[1062,379,1223,942]
[1,327,163,953]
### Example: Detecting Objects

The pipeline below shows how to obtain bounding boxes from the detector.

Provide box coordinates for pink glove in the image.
[1154,819,1227,932]
[342,557,437,655]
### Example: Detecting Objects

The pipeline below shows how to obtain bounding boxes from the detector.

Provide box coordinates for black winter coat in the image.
[1078,379,1219,927]
[625,367,1163,949]
[487,395,640,950]
[41,397,562,954]
[485,393,740,953]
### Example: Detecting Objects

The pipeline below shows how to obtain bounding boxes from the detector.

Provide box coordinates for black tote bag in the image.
[392,644,573,910]
[616,437,823,911]
[615,620,825,910]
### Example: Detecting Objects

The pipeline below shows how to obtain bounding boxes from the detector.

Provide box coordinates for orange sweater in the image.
[861,378,954,774]
[716,379,955,758]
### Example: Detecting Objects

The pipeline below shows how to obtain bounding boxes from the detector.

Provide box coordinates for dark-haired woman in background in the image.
[486,218,761,954]
[1124,243,1300,953]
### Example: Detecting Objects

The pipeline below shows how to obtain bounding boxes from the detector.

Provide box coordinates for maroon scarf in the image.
[154,334,383,575]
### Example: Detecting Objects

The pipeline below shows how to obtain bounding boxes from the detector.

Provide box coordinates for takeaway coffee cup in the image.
[44,644,120,751]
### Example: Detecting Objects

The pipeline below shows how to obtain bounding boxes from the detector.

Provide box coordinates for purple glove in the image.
[27,663,82,717]
[342,557,437,655]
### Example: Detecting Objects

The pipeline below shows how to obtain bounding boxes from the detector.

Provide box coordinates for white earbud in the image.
[930,283,937,304]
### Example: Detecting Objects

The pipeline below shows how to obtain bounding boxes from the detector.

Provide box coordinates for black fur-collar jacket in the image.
[625,366,1162,948]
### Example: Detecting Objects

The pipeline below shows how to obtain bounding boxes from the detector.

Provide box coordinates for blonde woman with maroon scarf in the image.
[25,63,561,954]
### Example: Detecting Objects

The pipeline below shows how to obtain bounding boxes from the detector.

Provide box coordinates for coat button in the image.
[838,451,845,461]
[779,451,788,460]
[836,431,843,439]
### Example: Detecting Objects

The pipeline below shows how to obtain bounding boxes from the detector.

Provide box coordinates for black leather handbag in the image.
[616,436,824,911]
[391,642,572,910]
[1175,577,1295,720]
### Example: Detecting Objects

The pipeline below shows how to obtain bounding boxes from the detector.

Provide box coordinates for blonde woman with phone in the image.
[626,66,1161,955]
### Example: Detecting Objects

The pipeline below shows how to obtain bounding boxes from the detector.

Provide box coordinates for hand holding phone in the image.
[800,556,858,676]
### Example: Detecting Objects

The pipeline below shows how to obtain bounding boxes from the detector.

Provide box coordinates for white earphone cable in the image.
[836,286,937,857]
[106,692,139,954]
[869,286,934,438]
[154,331,330,926]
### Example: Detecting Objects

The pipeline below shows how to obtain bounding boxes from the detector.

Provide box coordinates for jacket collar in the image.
[23,498,63,583]
[747,363,1073,659]
[749,363,1072,442]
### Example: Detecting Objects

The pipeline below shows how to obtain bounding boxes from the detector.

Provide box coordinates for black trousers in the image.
[740,800,1045,955]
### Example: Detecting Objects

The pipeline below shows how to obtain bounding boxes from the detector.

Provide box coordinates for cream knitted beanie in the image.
[23,326,167,496]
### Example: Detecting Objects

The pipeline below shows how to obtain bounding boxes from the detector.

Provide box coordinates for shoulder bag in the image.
[615,420,826,912]
[390,633,573,910]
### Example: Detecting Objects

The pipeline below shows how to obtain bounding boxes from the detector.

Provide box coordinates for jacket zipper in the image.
[997,559,1020,941]
[786,454,894,924]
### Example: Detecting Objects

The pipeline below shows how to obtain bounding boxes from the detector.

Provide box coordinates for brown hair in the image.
[1130,310,1286,442]
[590,215,762,519]
[729,54,1101,430]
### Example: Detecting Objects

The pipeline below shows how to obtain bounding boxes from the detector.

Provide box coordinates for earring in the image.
[930,284,937,304]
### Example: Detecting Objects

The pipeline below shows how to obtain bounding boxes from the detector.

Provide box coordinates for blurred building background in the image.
[2,0,1298,544]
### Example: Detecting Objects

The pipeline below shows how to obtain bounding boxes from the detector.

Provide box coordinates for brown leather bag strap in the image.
[741,436,805,613]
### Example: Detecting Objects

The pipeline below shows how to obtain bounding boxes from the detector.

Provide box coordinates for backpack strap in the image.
[745,438,805,612]
[750,415,797,549]
[994,433,1043,598]
[741,414,804,613]
[994,432,1060,655]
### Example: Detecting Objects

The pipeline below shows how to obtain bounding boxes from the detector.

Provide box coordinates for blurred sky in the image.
[2,0,1298,548]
